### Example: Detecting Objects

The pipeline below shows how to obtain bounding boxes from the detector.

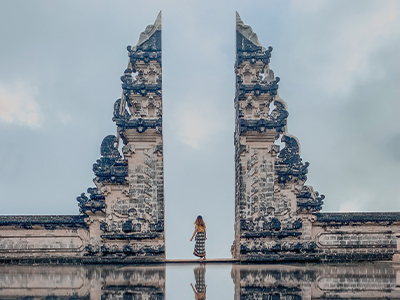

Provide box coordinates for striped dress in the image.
[193,225,206,257]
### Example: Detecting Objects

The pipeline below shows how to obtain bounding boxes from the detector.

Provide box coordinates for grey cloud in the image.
[386,134,400,162]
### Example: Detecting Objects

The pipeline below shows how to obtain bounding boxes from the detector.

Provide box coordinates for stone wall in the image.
[0,216,88,263]
[232,13,400,263]
[313,213,400,261]
[233,212,400,262]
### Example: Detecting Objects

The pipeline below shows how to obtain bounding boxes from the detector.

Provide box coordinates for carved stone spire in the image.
[232,14,324,261]
[136,11,161,48]
[236,12,264,50]
[115,11,162,139]
[77,13,165,262]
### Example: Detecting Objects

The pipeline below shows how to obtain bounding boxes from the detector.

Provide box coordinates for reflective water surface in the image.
[1,262,400,299]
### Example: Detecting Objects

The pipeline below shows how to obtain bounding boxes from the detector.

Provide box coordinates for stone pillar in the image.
[393,233,400,262]
[77,12,164,262]
[232,13,324,261]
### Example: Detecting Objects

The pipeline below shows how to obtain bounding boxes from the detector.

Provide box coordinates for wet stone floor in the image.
[0,262,400,299]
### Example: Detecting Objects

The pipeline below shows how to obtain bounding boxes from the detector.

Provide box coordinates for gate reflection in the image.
[0,265,165,299]
[231,263,400,299]
[1,263,400,299]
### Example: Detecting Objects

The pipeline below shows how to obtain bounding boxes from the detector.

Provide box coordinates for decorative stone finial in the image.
[136,11,162,47]
[236,12,264,50]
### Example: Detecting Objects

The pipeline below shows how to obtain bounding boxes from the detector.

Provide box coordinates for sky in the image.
[0,0,400,259]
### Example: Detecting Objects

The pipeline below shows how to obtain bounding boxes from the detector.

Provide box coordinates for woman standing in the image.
[190,215,206,260]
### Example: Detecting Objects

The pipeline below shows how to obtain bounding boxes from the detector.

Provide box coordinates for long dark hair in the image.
[194,215,206,227]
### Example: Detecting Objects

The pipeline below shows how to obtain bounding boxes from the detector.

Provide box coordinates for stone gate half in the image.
[78,11,165,262]
[232,13,400,262]
[232,12,324,261]
[0,13,165,264]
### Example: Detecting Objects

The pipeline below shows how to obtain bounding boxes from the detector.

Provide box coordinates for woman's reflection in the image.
[190,265,206,300]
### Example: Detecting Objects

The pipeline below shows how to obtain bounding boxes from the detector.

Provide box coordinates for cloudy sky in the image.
[1,0,400,259]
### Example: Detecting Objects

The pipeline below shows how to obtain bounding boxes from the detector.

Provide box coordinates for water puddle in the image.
[0,262,399,299]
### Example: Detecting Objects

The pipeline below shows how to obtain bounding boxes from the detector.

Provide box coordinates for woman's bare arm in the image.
[190,229,196,241]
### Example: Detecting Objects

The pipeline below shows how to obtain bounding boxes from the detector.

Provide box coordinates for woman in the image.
[190,215,207,259]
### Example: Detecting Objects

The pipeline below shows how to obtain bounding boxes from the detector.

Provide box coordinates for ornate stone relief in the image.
[233,13,324,260]
[76,13,165,262]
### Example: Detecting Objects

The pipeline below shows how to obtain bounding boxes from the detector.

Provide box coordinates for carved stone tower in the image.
[232,13,325,261]
[77,12,165,262]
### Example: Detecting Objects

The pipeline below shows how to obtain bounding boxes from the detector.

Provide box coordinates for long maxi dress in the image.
[193,225,206,258]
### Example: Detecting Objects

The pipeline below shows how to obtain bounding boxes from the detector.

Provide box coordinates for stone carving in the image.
[114,13,162,138]
[236,12,263,48]
[77,187,105,215]
[274,135,325,212]
[75,13,165,262]
[233,13,324,261]
[115,63,162,135]
[92,135,128,184]
[236,12,273,67]
[77,134,127,216]
[296,185,325,212]
[238,99,288,135]
[232,14,400,264]
[90,12,165,261]
[127,12,162,67]
[275,135,309,184]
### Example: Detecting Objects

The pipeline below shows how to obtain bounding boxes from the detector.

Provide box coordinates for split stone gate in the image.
[1,12,400,263]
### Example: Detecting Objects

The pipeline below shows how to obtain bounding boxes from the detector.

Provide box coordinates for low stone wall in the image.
[0,215,89,263]
[234,212,400,262]
[3,212,399,263]
[313,212,400,261]
[0,213,165,264]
